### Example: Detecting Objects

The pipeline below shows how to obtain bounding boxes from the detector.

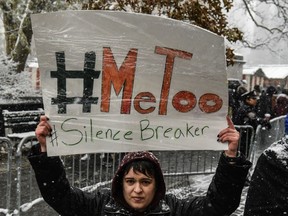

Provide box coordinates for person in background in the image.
[236,86,249,106]
[228,81,242,117]
[229,85,248,121]
[28,116,251,216]
[253,85,261,99]
[273,93,288,118]
[244,114,288,216]
[232,90,260,156]
[257,86,277,120]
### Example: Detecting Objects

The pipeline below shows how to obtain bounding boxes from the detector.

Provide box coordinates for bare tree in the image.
[0,0,78,72]
[237,0,288,55]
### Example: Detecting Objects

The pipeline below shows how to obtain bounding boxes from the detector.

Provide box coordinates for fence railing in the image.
[0,137,13,215]
[249,115,286,167]
[1,120,280,215]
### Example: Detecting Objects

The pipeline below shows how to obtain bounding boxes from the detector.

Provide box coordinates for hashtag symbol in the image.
[51,51,100,113]
[49,125,58,147]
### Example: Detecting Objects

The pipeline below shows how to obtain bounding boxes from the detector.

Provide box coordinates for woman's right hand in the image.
[35,115,52,152]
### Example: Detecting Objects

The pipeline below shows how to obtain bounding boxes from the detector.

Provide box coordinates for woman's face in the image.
[122,167,156,212]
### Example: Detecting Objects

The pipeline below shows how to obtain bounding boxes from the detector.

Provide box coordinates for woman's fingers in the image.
[226,115,235,130]
[35,115,51,152]
[218,128,239,143]
[217,116,239,157]
[36,116,52,137]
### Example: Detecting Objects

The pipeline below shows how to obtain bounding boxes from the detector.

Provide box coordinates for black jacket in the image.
[244,138,288,216]
[28,145,251,216]
[232,103,259,130]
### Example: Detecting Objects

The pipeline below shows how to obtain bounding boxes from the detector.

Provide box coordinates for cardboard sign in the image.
[31,11,228,156]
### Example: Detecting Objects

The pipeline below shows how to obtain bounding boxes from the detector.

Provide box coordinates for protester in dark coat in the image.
[244,115,288,215]
[28,116,251,216]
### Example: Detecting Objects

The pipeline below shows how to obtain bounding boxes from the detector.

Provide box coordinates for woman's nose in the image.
[134,183,143,193]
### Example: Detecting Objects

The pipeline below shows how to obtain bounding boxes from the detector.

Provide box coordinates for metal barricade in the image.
[12,136,119,215]
[0,137,13,215]
[249,115,286,167]
[0,124,256,215]
[236,125,255,158]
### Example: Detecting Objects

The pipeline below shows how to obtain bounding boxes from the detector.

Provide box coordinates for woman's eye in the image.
[126,179,135,185]
[142,180,151,186]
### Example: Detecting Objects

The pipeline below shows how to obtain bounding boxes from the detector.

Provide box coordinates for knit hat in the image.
[111,151,166,210]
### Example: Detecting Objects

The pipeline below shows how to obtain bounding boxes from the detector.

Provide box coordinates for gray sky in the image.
[228,0,288,66]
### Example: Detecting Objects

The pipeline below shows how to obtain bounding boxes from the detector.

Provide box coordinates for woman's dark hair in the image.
[112,153,166,209]
[114,160,158,209]
[122,160,156,178]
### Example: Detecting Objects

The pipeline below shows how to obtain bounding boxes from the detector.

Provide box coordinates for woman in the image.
[28,116,251,215]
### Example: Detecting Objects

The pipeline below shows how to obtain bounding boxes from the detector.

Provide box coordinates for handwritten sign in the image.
[31,11,228,156]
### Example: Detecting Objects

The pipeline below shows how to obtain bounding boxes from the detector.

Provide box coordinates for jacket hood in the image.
[111,151,166,210]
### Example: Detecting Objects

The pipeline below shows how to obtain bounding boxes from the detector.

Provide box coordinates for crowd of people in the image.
[26,83,288,216]
[229,83,288,155]
[228,83,288,215]
[229,83,288,123]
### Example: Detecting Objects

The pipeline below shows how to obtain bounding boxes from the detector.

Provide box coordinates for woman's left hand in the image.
[217,116,240,157]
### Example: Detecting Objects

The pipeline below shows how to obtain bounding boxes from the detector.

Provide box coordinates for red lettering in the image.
[198,93,223,113]
[134,92,156,114]
[172,91,196,113]
[101,47,137,114]
[99,46,222,115]
[155,46,193,115]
